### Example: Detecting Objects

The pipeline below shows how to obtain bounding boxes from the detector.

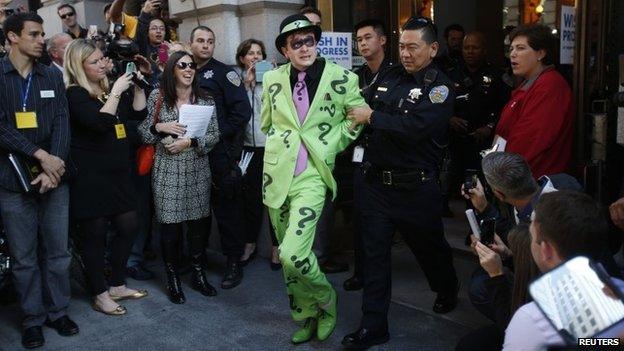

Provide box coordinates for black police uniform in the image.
[446,63,510,188]
[197,58,252,261]
[343,57,394,283]
[356,63,459,331]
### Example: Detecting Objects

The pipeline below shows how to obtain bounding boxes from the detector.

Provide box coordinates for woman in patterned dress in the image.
[138,51,219,304]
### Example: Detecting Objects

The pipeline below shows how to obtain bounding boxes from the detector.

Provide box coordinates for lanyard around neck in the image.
[21,73,33,112]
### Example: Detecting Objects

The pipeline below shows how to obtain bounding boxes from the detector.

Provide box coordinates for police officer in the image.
[342,17,459,349]
[342,18,394,292]
[189,25,252,289]
[446,31,510,193]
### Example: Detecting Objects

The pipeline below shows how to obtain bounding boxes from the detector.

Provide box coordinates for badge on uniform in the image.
[15,111,38,129]
[482,76,492,84]
[376,86,388,92]
[408,88,422,100]
[429,85,449,104]
[114,124,127,139]
[226,71,241,87]
[203,70,214,80]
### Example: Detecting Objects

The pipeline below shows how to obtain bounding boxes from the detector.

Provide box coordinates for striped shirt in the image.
[0,57,70,192]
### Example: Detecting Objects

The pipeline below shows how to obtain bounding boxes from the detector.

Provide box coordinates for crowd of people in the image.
[1,2,624,351]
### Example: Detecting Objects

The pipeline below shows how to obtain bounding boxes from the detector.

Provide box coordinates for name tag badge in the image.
[352,145,364,163]
[40,90,55,98]
[15,111,38,129]
[114,124,127,139]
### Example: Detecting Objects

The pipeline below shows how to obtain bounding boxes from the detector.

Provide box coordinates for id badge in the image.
[114,124,127,139]
[352,145,364,163]
[15,111,38,129]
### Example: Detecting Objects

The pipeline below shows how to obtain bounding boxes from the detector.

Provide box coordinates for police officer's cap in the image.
[402,16,438,37]
[275,14,322,55]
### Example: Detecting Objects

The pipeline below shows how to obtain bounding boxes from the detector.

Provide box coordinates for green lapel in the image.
[303,62,332,127]
[275,64,299,127]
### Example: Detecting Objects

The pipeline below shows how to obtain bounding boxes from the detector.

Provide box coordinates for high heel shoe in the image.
[164,263,186,304]
[240,247,257,267]
[190,256,217,297]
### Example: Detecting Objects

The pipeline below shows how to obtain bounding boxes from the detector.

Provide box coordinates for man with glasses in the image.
[343,16,459,349]
[262,14,365,344]
[57,4,87,39]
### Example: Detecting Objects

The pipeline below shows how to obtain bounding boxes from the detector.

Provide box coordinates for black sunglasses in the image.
[59,12,75,19]
[175,61,197,70]
[289,35,316,50]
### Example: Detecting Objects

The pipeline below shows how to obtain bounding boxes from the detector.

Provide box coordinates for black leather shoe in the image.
[343,276,363,291]
[342,327,389,350]
[432,284,459,314]
[45,315,79,336]
[190,256,217,296]
[126,264,154,281]
[319,259,349,274]
[221,259,243,289]
[164,263,186,304]
[22,326,44,349]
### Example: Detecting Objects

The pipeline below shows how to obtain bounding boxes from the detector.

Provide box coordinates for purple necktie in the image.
[293,71,309,176]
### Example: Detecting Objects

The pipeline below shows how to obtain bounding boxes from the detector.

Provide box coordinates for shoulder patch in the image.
[429,85,449,104]
[226,71,241,87]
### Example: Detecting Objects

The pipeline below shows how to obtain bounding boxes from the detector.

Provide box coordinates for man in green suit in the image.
[261,14,365,344]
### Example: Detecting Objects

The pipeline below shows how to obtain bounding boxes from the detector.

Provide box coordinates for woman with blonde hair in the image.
[64,39,148,315]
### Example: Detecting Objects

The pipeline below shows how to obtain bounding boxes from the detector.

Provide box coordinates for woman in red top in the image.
[495,24,574,178]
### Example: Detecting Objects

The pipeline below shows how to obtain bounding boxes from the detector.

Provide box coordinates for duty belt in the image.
[366,167,433,186]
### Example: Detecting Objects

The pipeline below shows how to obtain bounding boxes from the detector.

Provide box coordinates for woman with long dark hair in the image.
[138,51,219,304]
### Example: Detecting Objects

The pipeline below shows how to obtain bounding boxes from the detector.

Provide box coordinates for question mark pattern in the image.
[317,123,331,145]
[266,126,275,137]
[280,130,292,148]
[288,294,302,313]
[294,81,306,102]
[268,83,282,110]
[330,70,350,95]
[319,104,336,117]
[296,207,317,235]
[262,173,273,200]
[279,202,289,223]
[290,255,312,275]
[286,275,298,287]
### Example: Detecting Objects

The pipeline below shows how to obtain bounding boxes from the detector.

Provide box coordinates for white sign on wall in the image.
[560,5,575,65]
[317,32,352,69]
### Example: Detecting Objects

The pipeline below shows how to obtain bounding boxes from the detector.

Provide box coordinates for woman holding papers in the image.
[138,51,220,304]
[64,39,148,315]
[234,39,281,270]
[495,24,574,178]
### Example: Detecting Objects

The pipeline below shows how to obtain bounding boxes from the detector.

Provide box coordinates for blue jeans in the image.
[0,184,71,328]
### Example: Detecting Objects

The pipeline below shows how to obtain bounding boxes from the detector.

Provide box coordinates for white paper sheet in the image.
[178,104,214,138]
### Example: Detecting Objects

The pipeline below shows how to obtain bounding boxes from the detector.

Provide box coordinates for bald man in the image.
[446,32,510,208]
[47,33,72,72]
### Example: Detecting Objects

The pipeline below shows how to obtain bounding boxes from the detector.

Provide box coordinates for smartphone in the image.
[254,60,273,83]
[465,209,481,239]
[158,43,169,65]
[479,217,496,246]
[529,256,624,344]
[463,169,478,195]
[88,25,98,37]
[125,62,137,74]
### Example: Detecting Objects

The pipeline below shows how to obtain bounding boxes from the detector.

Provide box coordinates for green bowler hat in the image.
[275,14,322,54]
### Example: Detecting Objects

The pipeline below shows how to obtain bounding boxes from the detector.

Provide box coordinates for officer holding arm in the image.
[342,17,459,350]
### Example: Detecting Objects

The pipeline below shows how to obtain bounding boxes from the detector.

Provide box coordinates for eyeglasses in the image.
[59,12,75,19]
[289,36,315,50]
[175,61,197,70]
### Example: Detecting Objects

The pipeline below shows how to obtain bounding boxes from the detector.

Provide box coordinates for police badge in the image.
[203,70,214,80]
[408,88,422,100]
[226,71,242,87]
[429,85,449,104]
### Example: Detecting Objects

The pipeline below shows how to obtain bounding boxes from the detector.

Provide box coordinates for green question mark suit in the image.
[261,59,364,322]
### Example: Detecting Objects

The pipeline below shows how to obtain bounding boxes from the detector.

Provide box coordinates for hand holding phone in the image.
[479,218,496,246]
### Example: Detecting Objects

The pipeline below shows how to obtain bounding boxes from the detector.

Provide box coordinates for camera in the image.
[463,169,478,195]
[479,217,496,246]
